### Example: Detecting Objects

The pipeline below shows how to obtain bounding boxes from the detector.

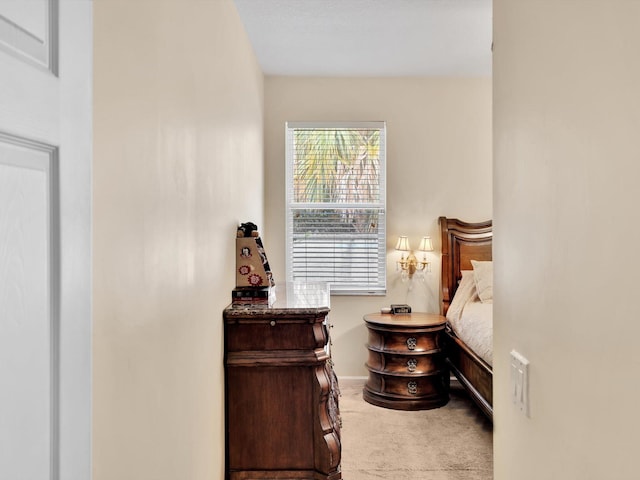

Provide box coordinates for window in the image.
[285,122,386,295]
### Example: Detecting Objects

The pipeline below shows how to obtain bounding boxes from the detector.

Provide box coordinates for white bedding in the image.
[445,271,493,366]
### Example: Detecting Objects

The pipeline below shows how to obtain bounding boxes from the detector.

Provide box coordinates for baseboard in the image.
[450,376,462,388]
[337,376,367,388]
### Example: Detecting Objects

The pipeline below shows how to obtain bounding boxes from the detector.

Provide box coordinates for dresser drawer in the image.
[225,317,328,351]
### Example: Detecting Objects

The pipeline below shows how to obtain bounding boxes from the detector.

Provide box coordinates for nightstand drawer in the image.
[367,329,441,353]
[366,350,443,375]
[363,371,448,410]
[366,371,446,396]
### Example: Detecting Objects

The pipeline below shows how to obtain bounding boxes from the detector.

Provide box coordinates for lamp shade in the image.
[395,236,411,251]
[418,236,433,252]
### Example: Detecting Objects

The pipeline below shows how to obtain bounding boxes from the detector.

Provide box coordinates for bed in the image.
[439,216,493,420]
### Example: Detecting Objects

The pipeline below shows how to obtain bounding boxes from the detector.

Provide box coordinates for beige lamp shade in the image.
[395,236,411,251]
[418,236,433,252]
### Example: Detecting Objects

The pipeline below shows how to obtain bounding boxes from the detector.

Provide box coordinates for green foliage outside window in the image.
[292,129,381,234]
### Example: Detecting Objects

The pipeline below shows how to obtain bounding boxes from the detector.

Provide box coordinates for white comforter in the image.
[445,272,493,366]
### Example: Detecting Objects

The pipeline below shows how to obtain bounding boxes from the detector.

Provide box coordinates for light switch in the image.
[510,350,530,417]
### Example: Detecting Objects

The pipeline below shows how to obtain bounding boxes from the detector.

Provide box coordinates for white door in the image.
[0,1,92,479]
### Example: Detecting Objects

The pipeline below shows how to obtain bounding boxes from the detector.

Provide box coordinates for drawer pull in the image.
[406,337,417,350]
[270,321,276,326]
[407,359,417,372]
[407,381,418,395]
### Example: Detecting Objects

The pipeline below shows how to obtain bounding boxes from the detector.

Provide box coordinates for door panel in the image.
[0,135,58,479]
[0,0,56,72]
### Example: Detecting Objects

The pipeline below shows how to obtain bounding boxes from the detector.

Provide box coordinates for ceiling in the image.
[232,0,492,77]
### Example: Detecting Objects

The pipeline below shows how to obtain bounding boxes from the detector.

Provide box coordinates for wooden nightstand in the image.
[363,312,449,410]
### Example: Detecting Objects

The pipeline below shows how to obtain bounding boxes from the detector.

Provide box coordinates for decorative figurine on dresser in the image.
[232,222,275,305]
[224,224,341,480]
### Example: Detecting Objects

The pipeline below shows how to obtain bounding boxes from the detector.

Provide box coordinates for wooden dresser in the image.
[363,312,448,410]
[223,283,341,480]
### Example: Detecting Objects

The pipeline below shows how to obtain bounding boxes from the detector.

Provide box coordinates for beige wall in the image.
[265,77,492,376]
[494,2,640,478]
[93,2,263,479]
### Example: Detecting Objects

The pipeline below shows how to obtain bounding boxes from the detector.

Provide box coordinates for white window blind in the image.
[285,121,386,295]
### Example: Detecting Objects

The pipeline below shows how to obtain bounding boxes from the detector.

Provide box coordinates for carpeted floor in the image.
[338,378,493,480]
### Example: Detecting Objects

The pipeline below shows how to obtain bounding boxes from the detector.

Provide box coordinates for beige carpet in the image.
[338,378,493,480]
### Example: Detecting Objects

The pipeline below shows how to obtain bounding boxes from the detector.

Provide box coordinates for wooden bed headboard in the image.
[439,217,492,315]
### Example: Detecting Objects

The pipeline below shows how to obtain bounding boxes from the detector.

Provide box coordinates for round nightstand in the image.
[363,312,449,410]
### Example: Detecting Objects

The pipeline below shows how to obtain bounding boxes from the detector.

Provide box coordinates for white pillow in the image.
[446,271,478,323]
[471,260,493,304]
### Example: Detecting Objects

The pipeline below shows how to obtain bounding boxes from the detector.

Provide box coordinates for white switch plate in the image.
[510,350,530,417]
